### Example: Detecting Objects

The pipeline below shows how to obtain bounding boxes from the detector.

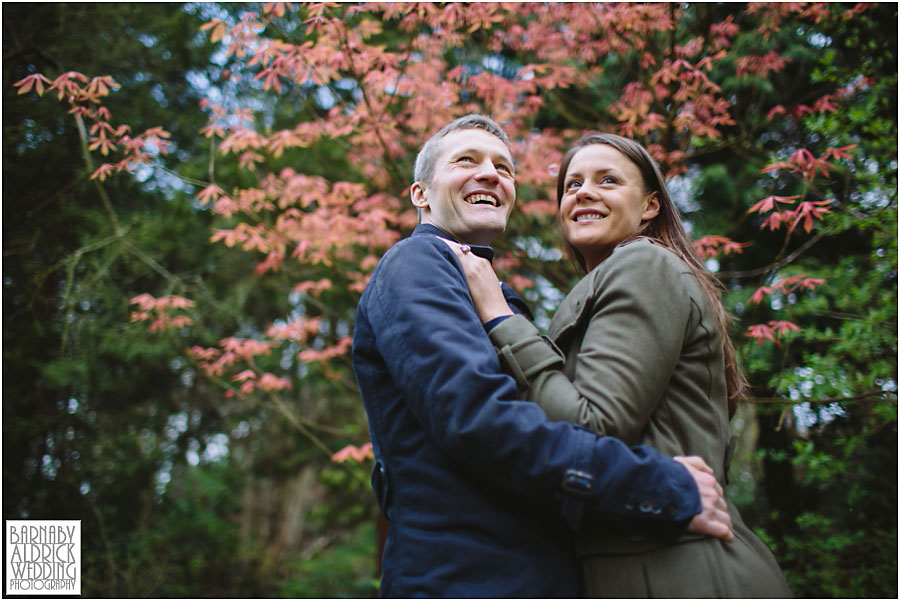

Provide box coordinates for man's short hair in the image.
[413,114,511,187]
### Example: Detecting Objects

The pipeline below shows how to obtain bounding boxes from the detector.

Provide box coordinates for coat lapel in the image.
[548,240,648,344]
[548,268,600,344]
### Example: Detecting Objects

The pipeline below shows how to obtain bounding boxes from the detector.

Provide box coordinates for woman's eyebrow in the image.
[587,166,624,178]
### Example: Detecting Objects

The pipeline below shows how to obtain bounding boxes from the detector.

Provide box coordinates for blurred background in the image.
[3,3,896,597]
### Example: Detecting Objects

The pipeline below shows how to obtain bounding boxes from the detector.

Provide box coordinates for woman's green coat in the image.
[488,238,791,597]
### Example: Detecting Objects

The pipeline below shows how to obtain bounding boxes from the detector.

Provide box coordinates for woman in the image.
[446,133,790,597]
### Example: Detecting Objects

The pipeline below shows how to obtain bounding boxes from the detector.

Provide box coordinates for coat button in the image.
[624,494,636,511]
[664,502,678,518]
[562,469,594,494]
[639,499,652,513]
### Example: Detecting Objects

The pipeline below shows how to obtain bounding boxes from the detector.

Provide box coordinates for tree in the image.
[8,2,896,596]
[5,4,375,597]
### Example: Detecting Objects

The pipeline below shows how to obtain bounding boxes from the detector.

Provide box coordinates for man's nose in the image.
[475,159,500,183]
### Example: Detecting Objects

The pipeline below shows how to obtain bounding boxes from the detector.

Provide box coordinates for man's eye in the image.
[457,156,475,163]
[496,163,512,173]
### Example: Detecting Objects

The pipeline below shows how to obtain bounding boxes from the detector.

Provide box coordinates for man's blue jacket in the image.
[352,224,701,598]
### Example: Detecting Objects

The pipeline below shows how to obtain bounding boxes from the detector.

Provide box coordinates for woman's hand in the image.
[440,239,515,324]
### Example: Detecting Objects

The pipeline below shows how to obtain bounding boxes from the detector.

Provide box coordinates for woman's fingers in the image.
[437,238,512,323]
[439,238,488,271]
[438,238,471,256]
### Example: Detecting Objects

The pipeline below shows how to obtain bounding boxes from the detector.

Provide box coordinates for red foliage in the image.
[332,442,373,463]
[746,320,800,346]
[749,275,826,305]
[693,235,751,259]
[15,2,871,455]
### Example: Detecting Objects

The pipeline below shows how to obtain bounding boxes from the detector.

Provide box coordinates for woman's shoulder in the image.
[592,237,691,281]
[574,238,708,309]
[550,238,702,339]
[613,236,685,263]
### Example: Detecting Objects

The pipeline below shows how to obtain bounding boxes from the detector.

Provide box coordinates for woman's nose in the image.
[575,183,595,202]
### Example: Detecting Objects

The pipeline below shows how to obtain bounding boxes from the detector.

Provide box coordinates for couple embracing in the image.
[351,115,790,598]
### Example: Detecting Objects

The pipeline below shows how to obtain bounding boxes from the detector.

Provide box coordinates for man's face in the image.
[411,129,516,246]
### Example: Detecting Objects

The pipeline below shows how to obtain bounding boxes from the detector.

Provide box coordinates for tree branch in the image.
[745,391,895,406]
[717,231,826,279]
[75,112,122,236]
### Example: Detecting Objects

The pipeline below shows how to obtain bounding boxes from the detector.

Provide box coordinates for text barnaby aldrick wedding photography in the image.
[6,520,81,595]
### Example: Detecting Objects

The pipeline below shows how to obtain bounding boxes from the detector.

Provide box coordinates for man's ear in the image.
[642,191,660,221]
[410,182,428,209]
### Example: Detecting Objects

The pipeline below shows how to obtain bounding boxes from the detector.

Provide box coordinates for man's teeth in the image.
[574,213,604,222]
[465,194,499,206]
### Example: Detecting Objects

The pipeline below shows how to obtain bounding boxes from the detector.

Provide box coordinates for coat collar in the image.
[547,238,659,343]
[412,224,534,319]
[412,223,496,263]
[547,267,599,343]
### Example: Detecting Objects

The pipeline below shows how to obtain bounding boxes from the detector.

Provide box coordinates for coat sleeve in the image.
[488,242,693,446]
[364,236,700,524]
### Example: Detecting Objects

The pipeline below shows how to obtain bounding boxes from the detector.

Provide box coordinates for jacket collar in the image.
[547,267,599,342]
[547,239,653,342]
[412,223,495,264]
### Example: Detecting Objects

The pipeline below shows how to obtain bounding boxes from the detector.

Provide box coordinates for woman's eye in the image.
[566,180,581,190]
[601,176,617,185]
[496,163,512,173]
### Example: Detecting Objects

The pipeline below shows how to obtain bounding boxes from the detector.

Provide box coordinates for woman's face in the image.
[559,144,660,271]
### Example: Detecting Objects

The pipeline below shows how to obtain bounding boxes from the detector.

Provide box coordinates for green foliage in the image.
[279,521,378,598]
[3,3,373,597]
[719,6,898,596]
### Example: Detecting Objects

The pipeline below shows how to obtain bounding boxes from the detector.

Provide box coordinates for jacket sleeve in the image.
[488,242,693,446]
[365,236,700,525]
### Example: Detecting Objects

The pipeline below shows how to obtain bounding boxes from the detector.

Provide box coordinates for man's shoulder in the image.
[375,231,451,276]
[363,231,459,305]
[383,230,446,259]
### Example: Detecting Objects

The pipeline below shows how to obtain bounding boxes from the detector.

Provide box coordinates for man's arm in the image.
[365,235,724,531]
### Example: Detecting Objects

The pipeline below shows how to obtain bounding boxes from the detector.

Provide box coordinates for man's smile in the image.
[464,192,500,207]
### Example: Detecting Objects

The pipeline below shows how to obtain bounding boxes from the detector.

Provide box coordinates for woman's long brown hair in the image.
[556,133,747,415]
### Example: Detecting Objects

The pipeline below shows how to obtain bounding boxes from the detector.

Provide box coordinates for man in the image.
[352,115,731,597]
